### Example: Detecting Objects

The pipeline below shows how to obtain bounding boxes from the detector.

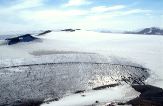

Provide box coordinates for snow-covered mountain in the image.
[125,27,163,35]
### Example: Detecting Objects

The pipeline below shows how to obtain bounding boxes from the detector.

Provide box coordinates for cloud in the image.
[0,0,43,12]
[0,0,45,31]
[121,9,152,15]
[91,5,126,13]
[1,6,152,30]
[20,9,88,26]
[64,0,91,7]
[10,0,43,10]
[0,0,157,31]
[0,0,44,15]
[85,8,152,22]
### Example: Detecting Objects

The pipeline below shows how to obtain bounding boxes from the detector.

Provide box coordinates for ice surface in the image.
[0,30,162,105]
[42,85,139,106]
[0,53,148,105]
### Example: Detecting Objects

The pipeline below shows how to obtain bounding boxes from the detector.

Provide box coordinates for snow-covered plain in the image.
[0,30,163,105]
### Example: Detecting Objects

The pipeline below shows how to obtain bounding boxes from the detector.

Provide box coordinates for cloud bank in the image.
[0,0,162,31]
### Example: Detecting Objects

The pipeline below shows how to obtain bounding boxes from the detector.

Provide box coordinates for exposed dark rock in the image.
[127,85,163,106]
[5,34,38,45]
[61,29,76,32]
[125,27,163,35]
[137,27,163,35]
[106,102,116,106]
[43,98,60,105]
[128,98,163,106]
[54,98,59,101]
[117,102,126,105]
[81,95,86,97]
[38,30,52,36]
[132,85,163,94]
[95,101,99,103]
[93,83,119,90]
[74,90,85,94]
[8,99,43,106]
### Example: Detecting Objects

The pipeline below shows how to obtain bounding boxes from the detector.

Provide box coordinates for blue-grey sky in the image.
[0,0,163,31]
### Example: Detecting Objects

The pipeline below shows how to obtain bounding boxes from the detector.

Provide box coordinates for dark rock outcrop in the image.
[127,85,163,106]
[93,83,119,90]
[74,90,85,94]
[5,34,38,45]
[38,30,52,36]
[137,27,163,35]
[10,99,43,106]
[61,29,76,32]
[125,27,163,35]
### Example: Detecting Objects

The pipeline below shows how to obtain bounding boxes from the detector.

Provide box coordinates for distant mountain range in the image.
[125,27,163,35]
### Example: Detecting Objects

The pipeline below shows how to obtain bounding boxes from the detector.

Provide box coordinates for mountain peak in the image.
[138,27,163,35]
[125,27,163,35]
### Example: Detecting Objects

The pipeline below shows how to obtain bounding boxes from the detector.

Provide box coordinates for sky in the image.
[0,0,163,31]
